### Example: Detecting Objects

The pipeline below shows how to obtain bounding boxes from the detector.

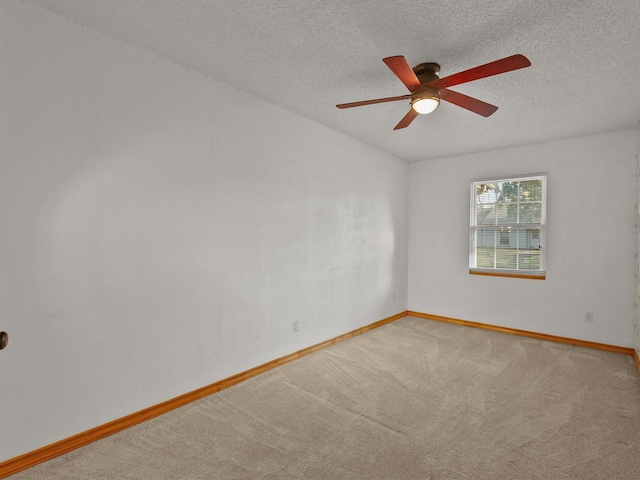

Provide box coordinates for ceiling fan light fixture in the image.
[411,90,440,114]
[336,54,531,129]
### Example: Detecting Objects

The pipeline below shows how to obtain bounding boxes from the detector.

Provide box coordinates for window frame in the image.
[469,173,547,280]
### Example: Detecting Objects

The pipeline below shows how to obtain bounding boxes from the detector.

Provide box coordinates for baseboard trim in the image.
[408,311,636,357]
[633,349,640,375]
[0,311,408,479]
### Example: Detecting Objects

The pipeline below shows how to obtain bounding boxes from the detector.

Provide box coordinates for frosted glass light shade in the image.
[411,97,440,114]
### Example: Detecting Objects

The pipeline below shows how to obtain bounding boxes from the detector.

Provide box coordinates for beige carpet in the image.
[9,316,640,479]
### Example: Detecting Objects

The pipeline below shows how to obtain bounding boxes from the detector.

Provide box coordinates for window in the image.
[469,174,546,279]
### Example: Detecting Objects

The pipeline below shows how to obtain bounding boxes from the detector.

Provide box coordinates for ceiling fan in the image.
[336,54,531,130]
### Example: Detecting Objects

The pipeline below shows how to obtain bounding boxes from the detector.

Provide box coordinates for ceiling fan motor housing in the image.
[411,62,442,110]
[413,62,441,85]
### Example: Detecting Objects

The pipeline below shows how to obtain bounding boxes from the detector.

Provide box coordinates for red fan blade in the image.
[383,56,422,92]
[336,94,411,109]
[440,89,498,117]
[426,54,531,89]
[394,109,419,130]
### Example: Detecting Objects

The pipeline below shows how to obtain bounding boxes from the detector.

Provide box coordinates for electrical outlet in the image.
[585,312,594,322]
[292,319,299,332]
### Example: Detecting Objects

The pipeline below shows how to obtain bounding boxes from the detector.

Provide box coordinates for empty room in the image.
[1,1,639,479]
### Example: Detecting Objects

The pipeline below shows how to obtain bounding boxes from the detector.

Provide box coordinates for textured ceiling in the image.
[23,0,640,161]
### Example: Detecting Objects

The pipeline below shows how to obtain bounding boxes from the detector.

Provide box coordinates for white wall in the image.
[0,1,409,461]
[408,130,637,348]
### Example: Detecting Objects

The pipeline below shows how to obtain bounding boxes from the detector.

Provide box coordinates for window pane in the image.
[476,205,496,225]
[476,229,496,247]
[518,252,541,270]
[475,230,495,268]
[475,183,496,200]
[521,229,540,249]
[497,181,520,203]
[476,247,495,268]
[496,247,517,269]
[518,202,541,224]
[519,179,542,201]
[497,204,518,224]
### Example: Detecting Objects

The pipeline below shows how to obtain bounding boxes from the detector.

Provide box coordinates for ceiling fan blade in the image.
[383,56,422,92]
[336,94,411,109]
[394,109,419,130]
[440,89,498,117]
[426,54,531,89]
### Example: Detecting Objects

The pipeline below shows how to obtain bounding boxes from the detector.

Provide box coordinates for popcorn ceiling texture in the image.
[22,0,640,161]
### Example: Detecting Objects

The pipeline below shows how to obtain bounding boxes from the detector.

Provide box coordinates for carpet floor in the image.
[9,316,640,479]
